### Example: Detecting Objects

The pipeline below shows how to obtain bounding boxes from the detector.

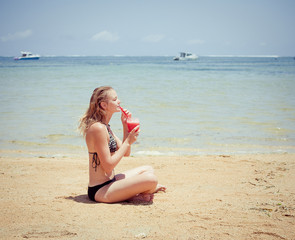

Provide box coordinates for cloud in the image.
[142,34,165,43]
[259,42,267,46]
[0,29,33,42]
[91,31,119,42]
[224,41,231,46]
[187,39,204,45]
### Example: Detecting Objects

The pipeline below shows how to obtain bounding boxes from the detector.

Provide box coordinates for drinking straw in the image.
[119,106,129,118]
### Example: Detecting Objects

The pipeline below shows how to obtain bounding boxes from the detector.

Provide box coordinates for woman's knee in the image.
[140,165,154,174]
[142,171,158,187]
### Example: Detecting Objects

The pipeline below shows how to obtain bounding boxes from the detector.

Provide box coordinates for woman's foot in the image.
[154,184,166,193]
[128,193,154,203]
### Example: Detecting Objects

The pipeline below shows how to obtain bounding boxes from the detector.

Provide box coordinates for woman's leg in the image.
[116,165,166,194]
[95,169,158,203]
[117,165,154,179]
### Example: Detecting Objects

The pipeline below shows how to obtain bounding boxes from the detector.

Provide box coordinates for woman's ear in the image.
[100,101,107,110]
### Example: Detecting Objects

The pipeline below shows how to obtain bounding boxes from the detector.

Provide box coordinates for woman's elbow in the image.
[102,163,114,175]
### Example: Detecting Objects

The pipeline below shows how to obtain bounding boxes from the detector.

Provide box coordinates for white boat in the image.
[173,52,198,61]
[14,51,40,60]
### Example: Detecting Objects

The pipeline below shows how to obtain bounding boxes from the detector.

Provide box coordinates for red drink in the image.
[126,118,140,132]
[119,106,140,132]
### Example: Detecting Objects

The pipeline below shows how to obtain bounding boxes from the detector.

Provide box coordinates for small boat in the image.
[14,51,40,60]
[173,52,198,61]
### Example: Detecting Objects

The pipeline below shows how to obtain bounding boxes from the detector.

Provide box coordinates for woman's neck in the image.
[102,113,112,125]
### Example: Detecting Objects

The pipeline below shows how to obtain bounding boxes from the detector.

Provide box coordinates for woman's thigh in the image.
[116,165,154,180]
[95,171,157,203]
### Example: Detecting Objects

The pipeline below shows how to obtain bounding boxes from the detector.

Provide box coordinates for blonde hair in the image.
[79,86,113,137]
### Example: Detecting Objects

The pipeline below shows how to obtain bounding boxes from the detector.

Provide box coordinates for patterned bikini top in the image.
[105,124,117,153]
[89,124,117,171]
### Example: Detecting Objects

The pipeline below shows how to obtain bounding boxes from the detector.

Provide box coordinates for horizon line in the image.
[1,54,293,58]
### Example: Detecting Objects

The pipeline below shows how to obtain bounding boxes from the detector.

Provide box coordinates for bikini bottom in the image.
[88,177,116,202]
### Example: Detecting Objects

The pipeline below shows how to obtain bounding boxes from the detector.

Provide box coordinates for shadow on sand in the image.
[65,194,153,206]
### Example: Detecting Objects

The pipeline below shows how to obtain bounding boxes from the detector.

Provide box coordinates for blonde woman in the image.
[79,86,165,203]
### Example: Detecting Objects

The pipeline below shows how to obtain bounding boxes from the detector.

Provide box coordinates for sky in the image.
[0,0,294,56]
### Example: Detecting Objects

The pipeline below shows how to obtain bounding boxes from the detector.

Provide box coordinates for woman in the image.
[79,86,165,203]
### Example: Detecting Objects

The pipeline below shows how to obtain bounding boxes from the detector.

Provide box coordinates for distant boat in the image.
[173,52,198,61]
[14,51,40,60]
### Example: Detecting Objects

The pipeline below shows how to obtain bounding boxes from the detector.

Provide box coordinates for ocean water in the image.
[0,56,294,156]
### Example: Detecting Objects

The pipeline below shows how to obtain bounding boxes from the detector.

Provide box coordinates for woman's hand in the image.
[121,108,131,129]
[126,125,140,145]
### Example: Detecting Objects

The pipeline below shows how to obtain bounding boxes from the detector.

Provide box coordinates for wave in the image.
[134,150,177,156]
[205,55,280,58]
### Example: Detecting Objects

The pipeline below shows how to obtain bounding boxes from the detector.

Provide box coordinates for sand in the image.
[0,150,294,239]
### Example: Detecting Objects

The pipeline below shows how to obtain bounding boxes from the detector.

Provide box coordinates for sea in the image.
[0,56,295,157]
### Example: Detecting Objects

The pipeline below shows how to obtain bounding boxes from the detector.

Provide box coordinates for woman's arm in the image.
[114,126,131,156]
[87,123,139,174]
[116,109,134,156]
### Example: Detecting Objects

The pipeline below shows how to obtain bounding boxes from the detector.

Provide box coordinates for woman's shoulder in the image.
[87,122,107,135]
[86,122,108,147]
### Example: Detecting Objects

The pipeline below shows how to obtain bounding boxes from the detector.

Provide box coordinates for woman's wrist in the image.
[124,138,132,146]
[123,127,129,139]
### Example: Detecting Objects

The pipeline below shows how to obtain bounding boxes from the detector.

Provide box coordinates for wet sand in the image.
[0,150,294,239]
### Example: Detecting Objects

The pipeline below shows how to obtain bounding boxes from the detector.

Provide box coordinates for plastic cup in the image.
[119,106,140,132]
[126,118,140,132]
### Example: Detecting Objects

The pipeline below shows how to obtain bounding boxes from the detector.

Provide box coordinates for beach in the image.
[1,56,294,239]
[1,150,294,239]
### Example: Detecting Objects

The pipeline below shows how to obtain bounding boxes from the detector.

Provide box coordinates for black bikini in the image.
[88,124,117,202]
[88,177,116,201]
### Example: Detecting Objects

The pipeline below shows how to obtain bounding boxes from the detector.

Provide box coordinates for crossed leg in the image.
[94,165,166,203]
[119,165,166,202]
[118,165,166,193]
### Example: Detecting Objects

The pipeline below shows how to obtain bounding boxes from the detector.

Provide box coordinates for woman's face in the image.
[106,89,121,113]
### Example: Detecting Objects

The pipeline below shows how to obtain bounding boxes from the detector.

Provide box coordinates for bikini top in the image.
[89,124,117,171]
[106,124,117,153]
